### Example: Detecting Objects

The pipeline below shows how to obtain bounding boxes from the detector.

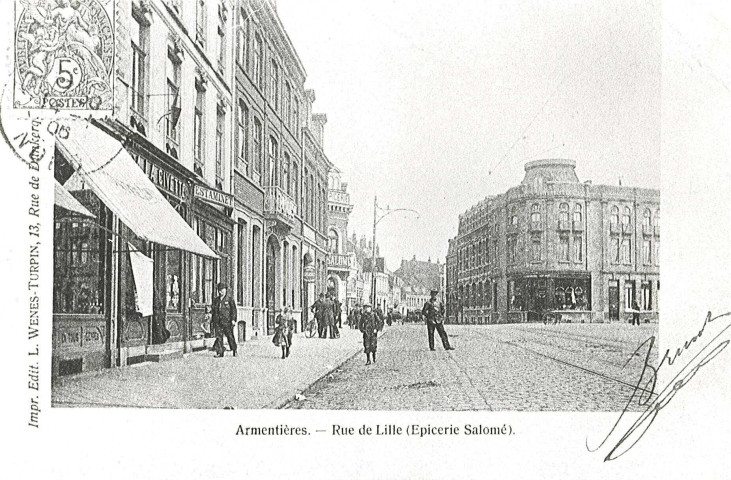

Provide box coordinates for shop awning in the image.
[54,179,95,218]
[56,120,218,259]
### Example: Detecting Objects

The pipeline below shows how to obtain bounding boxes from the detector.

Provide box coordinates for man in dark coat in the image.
[212,282,237,357]
[631,300,641,326]
[359,303,383,365]
[311,293,325,338]
[422,290,454,351]
[322,294,336,339]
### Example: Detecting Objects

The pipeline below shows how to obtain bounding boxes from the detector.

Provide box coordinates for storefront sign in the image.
[303,265,316,283]
[194,184,234,209]
[138,158,187,200]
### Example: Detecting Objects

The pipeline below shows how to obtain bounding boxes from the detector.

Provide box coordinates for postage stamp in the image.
[13,0,114,111]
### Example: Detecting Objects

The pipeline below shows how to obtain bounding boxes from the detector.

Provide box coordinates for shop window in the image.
[559,235,569,262]
[508,280,524,311]
[53,193,108,315]
[553,278,590,310]
[624,281,635,309]
[641,281,652,310]
[166,250,182,312]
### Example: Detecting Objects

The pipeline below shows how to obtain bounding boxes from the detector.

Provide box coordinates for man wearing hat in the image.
[212,282,238,357]
[422,289,454,351]
[310,292,326,338]
[358,303,383,365]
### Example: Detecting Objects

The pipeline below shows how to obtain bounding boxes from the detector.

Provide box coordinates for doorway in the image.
[609,280,619,321]
[266,236,279,335]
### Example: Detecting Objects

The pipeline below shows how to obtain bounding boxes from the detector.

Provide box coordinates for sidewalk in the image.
[52,326,369,409]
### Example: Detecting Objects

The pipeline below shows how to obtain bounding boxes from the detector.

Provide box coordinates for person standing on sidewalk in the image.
[274,306,296,359]
[359,303,383,365]
[212,283,237,357]
[323,293,336,339]
[311,293,325,338]
[632,300,641,326]
[333,298,342,338]
[422,289,454,351]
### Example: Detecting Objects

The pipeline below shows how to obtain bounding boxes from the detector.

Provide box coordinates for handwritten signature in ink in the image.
[588,311,731,461]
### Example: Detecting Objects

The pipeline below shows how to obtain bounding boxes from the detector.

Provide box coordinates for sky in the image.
[276,0,661,270]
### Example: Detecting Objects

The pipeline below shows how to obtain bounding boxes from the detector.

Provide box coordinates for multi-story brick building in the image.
[52,0,335,377]
[445,159,659,325]
[231,0,331,335]
[52,0,238,375]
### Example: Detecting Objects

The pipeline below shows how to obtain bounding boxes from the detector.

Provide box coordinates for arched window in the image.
[573,204,582,224]
[559,203,569,224]
[328,229,339,254]
[531,203,541,223]
[622,206,631,225]
[643,209,652,228]
[610,206,619,226]
[510,205,518,227]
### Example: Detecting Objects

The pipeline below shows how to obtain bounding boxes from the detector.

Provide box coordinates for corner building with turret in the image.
[445,159,659,325]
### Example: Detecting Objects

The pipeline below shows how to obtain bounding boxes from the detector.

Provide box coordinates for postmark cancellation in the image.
[14,0,114,111]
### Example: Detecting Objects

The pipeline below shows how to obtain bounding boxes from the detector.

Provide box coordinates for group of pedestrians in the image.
[209,281,455,364]
[310,292,342,339]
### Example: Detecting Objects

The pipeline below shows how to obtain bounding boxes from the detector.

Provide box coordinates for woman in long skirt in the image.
[274,306,296,359]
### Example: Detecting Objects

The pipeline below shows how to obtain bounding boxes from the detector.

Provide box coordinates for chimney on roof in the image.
[412,255,416,261]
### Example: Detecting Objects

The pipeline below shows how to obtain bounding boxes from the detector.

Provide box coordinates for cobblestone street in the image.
[284,323,659,411]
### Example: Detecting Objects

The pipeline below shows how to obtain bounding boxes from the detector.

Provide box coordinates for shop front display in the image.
[52,120,217,377]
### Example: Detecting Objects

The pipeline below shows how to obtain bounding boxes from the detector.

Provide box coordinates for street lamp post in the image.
[369,195,420,307]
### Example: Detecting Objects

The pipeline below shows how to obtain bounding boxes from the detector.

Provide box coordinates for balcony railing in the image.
[264,186,296,225]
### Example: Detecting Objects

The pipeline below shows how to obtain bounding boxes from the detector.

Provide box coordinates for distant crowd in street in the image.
[209,282,455,363]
